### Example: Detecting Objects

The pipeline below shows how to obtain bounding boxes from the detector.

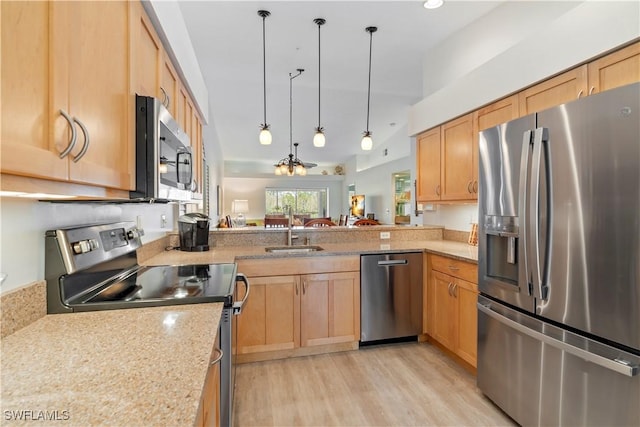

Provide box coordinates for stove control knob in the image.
[72,240,92,254]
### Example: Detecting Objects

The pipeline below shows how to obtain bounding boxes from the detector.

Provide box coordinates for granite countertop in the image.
[143,239,478,267]
[1,303,223,426]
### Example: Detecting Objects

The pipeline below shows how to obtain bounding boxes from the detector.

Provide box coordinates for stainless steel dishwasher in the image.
[360,252,423,343]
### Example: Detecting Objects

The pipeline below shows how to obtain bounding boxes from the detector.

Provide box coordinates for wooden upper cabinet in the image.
[474,94,520,132]
[1,1,68,181]
[60,1,133,190]
[519,65,588,115]
[2,1,132,191]
[161,52,179,117]
[130,0,162,99]
[441,113,476,201]
[416,127,441,202]
[588,41,640,94]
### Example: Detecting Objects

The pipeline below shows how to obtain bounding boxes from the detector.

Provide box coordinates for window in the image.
[265,188,328,217]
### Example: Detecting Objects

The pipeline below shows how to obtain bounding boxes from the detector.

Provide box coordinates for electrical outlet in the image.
[161,214,167,228]
[380,231,391,239]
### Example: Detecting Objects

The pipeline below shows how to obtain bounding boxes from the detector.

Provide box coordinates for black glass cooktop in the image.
[63,263,237,311]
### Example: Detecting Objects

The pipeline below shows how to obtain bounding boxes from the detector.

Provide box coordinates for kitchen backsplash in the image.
[0,198,179,294]
[0,280,46,338]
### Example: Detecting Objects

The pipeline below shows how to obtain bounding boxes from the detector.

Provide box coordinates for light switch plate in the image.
[380,231,391,239]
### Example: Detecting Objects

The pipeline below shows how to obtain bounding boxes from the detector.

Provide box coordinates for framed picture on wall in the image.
[350,194,365,217]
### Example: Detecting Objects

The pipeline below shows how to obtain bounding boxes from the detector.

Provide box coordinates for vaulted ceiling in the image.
[179,1,504,171]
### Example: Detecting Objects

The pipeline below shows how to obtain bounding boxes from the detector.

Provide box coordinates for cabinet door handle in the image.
[447,282,453,296]
[210,348,224,366]
[467,181,473,193]
[577,89,584,99]
[453,283,458,298]
[160,86,167,105]
[435,185,441,196]
[448,265,459,271]
[58,109,77,159]
[72,117,90,162]
[473,180,478,193]
[295,281,299,295]
[588,86,595,95]
[302,280,306,294]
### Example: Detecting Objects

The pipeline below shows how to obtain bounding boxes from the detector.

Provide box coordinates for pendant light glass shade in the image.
[313,18,326,148]
[259,126,272,145]
[258,10,271,145]
[313,128,325,147]
[361,131,373,151]
[361,26,377,151]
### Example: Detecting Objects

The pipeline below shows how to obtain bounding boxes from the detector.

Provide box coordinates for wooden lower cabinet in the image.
[425,254,479,369]
[196,335,221,427]
[300,272,360,347]
[236,266,360,361]
[236,275,300,354]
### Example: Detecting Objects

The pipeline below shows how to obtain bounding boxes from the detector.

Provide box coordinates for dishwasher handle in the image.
[377,259,408,267]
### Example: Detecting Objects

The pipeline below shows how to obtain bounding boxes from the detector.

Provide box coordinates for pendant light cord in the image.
[262,15,267,125]
[289,69,304,154]
[318,22,321,128]
[366,28,374,132]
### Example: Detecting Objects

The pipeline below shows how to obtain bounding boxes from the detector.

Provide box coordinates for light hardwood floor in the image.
[234,342,515,426]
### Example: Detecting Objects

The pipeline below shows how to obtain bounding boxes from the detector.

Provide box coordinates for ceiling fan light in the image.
[287,166,295,176]
[313,129,326,147]
[423,0,444,9]
[259,126,272,145]
[274,166,282,175]
[295,163,305,175]
[361,132,373,151]
[279,164,289,174]
[299,166,307,176]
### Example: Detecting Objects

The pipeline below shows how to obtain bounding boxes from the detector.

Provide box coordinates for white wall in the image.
[349,157,418,225]
[0,199,178,294]
[223,176,344,221]
[409,1,640,135]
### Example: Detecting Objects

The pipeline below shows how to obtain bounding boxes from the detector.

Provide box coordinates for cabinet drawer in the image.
[430,254,477,284]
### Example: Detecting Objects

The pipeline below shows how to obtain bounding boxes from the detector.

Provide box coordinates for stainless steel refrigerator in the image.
[477,82,640,426]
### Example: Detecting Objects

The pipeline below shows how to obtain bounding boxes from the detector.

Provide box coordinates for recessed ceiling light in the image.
[423,0,444,9]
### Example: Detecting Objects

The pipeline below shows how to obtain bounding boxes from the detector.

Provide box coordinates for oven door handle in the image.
[232,273,250,315]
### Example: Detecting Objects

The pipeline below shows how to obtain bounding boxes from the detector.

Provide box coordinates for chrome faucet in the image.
[287,206,298,246]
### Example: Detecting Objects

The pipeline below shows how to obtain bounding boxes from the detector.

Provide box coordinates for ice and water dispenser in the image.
[483,215,519,286]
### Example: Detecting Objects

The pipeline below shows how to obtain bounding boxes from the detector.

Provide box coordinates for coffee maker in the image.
[178,213,210,251]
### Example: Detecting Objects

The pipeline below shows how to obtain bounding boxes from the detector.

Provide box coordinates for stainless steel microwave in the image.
[130,95,194,201]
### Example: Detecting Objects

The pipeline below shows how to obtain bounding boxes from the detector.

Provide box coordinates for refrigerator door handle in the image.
[529,128,545,300]
[519,130,533,295]
[477,302,639,377]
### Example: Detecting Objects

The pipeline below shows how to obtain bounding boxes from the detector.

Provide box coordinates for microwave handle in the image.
[175,151,193,185]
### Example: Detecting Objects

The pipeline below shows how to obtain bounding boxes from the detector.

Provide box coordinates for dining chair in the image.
[264,217,289,228]
[353,218,380,226]
[304,218,337,227]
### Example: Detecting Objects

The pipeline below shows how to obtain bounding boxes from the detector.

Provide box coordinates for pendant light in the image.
[361,26,377,151]
[258,10,272,145]
[313,18,326,148]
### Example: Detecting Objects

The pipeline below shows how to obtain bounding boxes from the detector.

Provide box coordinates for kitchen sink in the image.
[265,245,324,254]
